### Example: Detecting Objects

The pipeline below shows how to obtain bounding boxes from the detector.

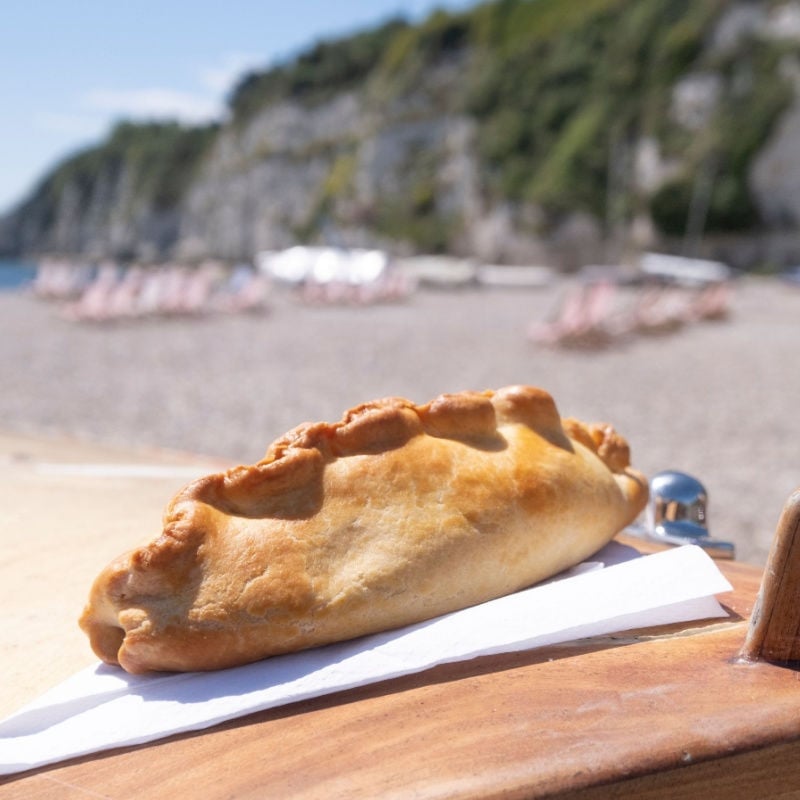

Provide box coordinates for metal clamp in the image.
[627,470,735,559]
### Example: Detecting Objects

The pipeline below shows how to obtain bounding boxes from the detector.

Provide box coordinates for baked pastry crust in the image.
[79,385,648,673]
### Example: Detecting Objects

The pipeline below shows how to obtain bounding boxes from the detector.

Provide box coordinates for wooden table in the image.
[1,433,798,799]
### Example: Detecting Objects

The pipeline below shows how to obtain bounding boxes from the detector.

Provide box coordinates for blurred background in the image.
[2,0,800,567]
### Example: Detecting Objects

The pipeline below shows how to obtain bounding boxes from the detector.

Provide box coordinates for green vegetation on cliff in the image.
[228,18,410,120]
[5,0,798,259]
[226,0,790,244]
[371,0,790,237]
[43,121,218,213]
[651,35,794,235]
[465,0,722,217]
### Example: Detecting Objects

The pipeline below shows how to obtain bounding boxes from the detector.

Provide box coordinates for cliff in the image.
[5,0,800,270]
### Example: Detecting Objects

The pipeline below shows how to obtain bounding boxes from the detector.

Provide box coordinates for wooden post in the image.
[740,488,800,664]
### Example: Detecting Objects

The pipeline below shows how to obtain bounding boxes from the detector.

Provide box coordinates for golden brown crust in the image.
[79,385,648,673]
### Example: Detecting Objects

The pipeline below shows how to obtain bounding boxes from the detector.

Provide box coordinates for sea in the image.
[0,258,37,291]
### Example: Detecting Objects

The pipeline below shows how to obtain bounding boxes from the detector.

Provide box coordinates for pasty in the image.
[79,385,648,673]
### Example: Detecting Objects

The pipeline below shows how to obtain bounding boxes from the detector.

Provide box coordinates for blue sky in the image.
[0,0,477,214]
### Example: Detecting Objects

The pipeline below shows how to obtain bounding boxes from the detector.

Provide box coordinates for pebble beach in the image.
[1,275,798,567]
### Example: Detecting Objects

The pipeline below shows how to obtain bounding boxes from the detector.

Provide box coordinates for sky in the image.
[0,0,478,215]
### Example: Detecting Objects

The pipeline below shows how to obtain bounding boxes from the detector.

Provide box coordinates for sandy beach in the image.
[1,275,798,567]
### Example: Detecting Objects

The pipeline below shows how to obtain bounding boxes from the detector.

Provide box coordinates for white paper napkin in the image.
[0,543,731,775]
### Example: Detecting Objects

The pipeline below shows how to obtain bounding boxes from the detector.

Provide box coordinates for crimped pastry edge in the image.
[178,385,632,513]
